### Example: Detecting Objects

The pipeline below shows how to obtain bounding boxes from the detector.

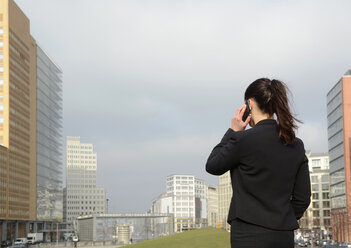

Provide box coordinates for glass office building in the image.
[327,70,351,241]
[36,45,63,221]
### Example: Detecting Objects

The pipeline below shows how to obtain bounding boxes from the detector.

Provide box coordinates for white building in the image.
[63,137,107,222]
[298,152,331,236]
[218,171,232,230]
[166,174,196,232]
[150,175,209,232]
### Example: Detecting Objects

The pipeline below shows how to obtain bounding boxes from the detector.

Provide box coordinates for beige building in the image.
[0,0,63,242]
[205,185,218,228]
[298,152,331,237]
[0,0,37,240]
[218,171,232,230]
[64,137,106,222]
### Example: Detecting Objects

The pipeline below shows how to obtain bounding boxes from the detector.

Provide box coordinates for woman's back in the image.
[222,119,309,230]
[205,78,311,248]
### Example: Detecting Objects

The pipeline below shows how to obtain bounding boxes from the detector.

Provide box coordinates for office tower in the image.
[0,0,64,241]
[36,45,63,222]
[218,171,232,230]
[205,185,218,228]
[298,152,331,236]
[0,0,37,241]
[64,137,106,222]
[327,70,351,241]
[36,46,63,221]
[166,175,196,232]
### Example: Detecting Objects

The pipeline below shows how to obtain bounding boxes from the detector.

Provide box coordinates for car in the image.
[9,244,26,248]
[14,239,27,245]
[1,241,12,248]
[297,240,308,247]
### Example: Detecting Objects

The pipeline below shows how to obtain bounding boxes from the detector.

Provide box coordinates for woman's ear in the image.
[248,98,253,110]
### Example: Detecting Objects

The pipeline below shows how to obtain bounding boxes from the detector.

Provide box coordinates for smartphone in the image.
[242,99,251,122]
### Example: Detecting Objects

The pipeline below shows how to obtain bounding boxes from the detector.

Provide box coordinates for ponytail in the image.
[244,78,301,145]
[270,79,301,145]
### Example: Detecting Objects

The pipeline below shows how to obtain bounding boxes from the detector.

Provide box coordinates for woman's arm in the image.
[291,155,311,220]
[205,129,241,175]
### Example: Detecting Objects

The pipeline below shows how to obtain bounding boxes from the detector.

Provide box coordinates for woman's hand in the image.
[231,104,251,131]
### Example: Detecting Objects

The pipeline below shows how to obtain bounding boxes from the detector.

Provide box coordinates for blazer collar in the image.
[255,119,277,126]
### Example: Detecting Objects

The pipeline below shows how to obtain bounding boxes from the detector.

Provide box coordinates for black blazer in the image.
[206,119,311,230]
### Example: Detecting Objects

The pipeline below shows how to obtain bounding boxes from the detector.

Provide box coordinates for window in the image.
[323,193,329,199]
[322,184,329,190]
[322,175,329,182]
[312,193,319,200]
[312,202,319,208]
[312,159,321,166]
[312,184,319,191]
[323,201,330,208]
[311,176,318,183]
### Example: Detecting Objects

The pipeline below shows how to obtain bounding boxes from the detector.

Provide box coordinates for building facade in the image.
[205,185,218,228]
[64,137,106,222]
[298,152,331,237]
[166,175,196,232]
[327,70,351,241]
[218,171,232,230]
[0,0,38,242]
[194,178,207,228]
[36,45,63,222]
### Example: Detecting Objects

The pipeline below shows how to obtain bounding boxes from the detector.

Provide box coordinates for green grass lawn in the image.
[123,227,230,248]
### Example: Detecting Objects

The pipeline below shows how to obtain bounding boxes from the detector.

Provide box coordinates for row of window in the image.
[67,155,96,159]
[311,192,329,200]
[67,189,104,194]
[67,145,92,149]
[67,201,104,206]
[312,201,330,208]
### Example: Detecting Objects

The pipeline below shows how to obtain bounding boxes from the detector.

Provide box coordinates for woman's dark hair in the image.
[244,78,301,145]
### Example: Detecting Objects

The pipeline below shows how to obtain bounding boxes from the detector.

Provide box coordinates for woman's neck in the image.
[252,113,274,126]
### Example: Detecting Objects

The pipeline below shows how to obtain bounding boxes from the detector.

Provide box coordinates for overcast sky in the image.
[16,0,351,214]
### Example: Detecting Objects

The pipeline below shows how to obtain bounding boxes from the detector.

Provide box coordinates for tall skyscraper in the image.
[0,0,37,240]
[64,137,106,222]
[36,45,63,222]
[327,69,351,241]
[0,0,63,241]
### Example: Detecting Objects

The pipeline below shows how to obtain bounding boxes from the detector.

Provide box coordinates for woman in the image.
[206,78,311,248]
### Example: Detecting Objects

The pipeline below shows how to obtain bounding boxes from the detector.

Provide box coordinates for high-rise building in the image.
[0,0,37,241]
[0,0,63,242]
[36,45,63,222]
[166,174,196,232]
[327,69,351,241]
[64,137,106,222]
[218,171,232,230]
[205,185,218,228]
[298,152,331,237]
